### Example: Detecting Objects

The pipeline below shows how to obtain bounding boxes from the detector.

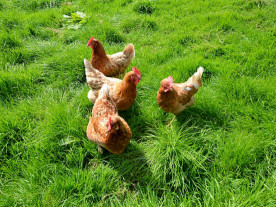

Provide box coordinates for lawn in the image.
[0,0,275,206]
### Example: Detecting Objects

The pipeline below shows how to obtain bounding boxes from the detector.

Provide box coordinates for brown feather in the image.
[87,85,132,155]
[112,71,137,110]
[89,39,135,77]
[84,59,139,110]
[157,67,203,115]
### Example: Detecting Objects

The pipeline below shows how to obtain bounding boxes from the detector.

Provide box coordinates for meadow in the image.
[0,0,275,206]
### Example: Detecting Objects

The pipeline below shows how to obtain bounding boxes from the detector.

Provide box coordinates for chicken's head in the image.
[106,117,119,134]
[87,37,95,48]
[130,67,141,85]
[161,76,174,92]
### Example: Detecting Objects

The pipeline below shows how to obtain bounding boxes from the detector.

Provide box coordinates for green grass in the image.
[0,0,275,206]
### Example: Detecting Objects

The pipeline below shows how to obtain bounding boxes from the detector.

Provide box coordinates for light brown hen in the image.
[84,59,141,111]
[87,37,135,77]
[87,84,132,155]
[157,67,204,115]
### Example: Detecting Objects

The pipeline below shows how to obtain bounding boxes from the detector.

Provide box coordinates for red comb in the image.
[167,76,174,84]
[88,37,94,45]
[132,67,141,78]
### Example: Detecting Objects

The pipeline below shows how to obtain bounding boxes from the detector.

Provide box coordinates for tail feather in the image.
[84,59,95,74]
[189,66,204,89]
[84,58,106,98]
[88,90,97,103]
[123,43,135,58]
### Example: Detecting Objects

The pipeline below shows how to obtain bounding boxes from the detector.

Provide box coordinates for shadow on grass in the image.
[175,105,229,131]
[118,101,154,142]
[82,123,155,188]
[102,142,155,188]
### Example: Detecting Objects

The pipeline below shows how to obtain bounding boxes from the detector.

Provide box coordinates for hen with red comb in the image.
[87,84,132,155]
[84,59,141,110]
[157,66,204,116]
[87,37,135,77]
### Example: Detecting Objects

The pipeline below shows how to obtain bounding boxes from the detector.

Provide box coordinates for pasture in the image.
[0,0,275,206]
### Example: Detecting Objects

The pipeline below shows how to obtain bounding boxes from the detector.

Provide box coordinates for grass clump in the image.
[102,26,125,44]
[245,0,270,10]
[0,34,22,50]
[121,17,157,33]
[144,126,209,192]
[0,64,42,101]
[178,35,196,46]
[133,1,155,14]
[13,0,63,11]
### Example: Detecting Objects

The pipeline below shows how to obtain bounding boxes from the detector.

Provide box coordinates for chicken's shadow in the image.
[174,105,228,130]
[118,101,151,142]
[102,142,155,188]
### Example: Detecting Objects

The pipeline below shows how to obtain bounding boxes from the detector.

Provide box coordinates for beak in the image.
[87,43,89,47]
[106,128,116,134]
[106,127,112,134]
[106,124,111,133]
[139,77,142,81]
[164,86,172,92]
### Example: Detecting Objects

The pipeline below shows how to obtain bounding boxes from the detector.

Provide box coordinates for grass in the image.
[0,0,275,206]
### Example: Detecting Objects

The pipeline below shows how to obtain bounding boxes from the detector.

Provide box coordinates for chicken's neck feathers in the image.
[92,42,109,62]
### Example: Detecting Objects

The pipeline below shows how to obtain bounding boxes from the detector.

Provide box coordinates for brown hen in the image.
[87,37,135,77]
[87,84,132,155]
[84,59,141,111]
[157,67,204,115]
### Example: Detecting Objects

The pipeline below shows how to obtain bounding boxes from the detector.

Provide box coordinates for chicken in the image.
[87,84,132,155]
[157,67,204,116]
[84,59,141,111]
[87,37,135,77]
